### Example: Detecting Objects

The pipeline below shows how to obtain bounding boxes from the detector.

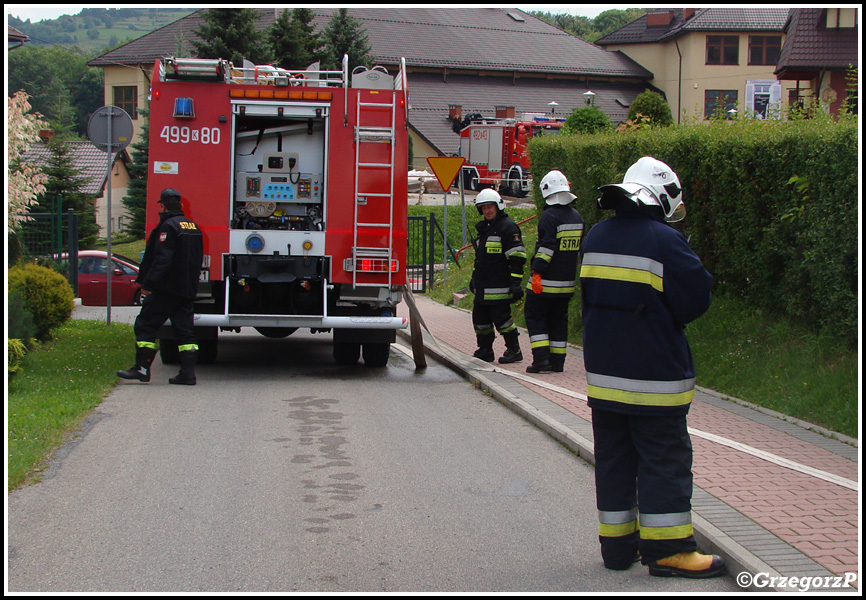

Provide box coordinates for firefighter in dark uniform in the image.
[118,188,204,385]
[524,170,585,373]
[470,188,526,364]
[579,157,725,578]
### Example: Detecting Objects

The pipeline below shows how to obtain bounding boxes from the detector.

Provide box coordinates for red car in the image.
[76,250,142,306]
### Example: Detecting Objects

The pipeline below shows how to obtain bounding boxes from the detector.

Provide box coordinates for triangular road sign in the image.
[426,156,465,191]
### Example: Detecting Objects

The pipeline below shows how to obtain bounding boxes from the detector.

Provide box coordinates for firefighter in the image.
[469,188,526,364]
[118,188,204,385]
[579,157,725,578]
[524,170,585,373]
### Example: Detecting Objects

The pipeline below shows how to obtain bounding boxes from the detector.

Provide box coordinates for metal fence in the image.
[14,210,80,295]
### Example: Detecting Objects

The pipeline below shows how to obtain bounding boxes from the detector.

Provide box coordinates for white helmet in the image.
[474,188,505,211]
[540,170,577,205]
[598,156,685,222]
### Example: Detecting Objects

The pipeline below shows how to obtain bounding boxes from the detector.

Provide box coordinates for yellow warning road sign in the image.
[426,156,465,191]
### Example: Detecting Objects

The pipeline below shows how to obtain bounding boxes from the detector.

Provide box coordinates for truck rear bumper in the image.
[193,314,407,330]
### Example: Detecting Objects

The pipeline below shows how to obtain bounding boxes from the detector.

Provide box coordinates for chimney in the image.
[39,129,55,142]
[684,8,695,21]
[448,104,462,119]
[647,11,674,27]
[495,105,515,118]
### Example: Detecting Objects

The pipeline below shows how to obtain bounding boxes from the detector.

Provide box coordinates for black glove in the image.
[510,281,524,302]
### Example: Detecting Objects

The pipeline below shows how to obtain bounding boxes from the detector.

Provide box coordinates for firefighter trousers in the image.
[524,292,570,367]
[133,292,197,349]
[472,301,517,349]
[591,408,697,568]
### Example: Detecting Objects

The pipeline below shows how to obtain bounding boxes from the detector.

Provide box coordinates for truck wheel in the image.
[508,169,527,198]
[362,342,391,367]
[198,339,218,364]
[333,341,361,366]
[159,339,180,365]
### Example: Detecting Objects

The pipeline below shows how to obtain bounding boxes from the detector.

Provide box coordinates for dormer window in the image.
[824,7,857,29]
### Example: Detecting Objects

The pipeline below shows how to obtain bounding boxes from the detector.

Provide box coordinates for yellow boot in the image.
[648,551,726,578]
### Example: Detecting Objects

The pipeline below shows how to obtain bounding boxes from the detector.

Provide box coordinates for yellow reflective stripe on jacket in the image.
[505,246,526,259]
[586,373,695,407]
[539,278,575,293]
[136,341,157,349]
[639,512,693,540]
[580,252,664,293]
[534,247,554,263]
[598,509,639,538]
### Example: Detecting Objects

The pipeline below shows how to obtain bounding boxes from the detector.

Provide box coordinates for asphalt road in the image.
[7,310,740,593]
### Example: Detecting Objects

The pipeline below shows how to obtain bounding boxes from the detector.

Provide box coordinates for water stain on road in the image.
[283,395,362,533]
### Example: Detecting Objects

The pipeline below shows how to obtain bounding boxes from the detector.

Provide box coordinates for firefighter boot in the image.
[550,353,565,373]
[526,346,552,373]
[498,330,523,364]
[473,334,496,362]
[169,349,198,385]
[648,552,726,579]
[117,345,158,382]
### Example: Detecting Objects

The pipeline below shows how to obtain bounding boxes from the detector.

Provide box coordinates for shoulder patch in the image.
[159,233,167,242]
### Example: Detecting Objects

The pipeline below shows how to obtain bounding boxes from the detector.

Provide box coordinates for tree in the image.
[562,105,613,135]
[627,90,673,127]
[122,104,150,238]
[321,8,371,72]
[36,139,100,247]
[192,8,272,65]
[8,92,48,233]
[7,45,103,138]
[270,8,326,70]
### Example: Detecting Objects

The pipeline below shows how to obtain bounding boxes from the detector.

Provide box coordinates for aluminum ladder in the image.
[351,85,397,288]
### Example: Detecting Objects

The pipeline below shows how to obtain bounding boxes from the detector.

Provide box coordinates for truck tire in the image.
[362,342,391,367]
[508,168,528,198]
[333,341,361,366]
[198,339,218,364]
[159,338,180,365]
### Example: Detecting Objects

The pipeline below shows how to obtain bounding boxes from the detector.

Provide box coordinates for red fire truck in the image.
[147,56,409,367]
[457,114,565,198]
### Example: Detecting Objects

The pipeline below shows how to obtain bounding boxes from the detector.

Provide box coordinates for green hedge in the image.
[529,118,858,346]
[8,263,75,341]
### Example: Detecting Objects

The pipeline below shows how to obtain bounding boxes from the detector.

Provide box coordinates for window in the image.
[748,36,781,65]
[113,86,138,120]
[704,90,738,119]
[706,35,739,65]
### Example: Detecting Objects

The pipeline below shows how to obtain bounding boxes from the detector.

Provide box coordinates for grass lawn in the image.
[7,320,134,490]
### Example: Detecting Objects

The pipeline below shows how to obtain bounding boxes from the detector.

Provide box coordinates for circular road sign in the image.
[87,105,134,153]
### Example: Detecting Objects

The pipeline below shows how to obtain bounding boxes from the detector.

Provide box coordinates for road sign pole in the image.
[106,111,113,324]
[87,106,132,325]
[425,157,466,284]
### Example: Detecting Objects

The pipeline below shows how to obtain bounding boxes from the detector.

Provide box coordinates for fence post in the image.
[67,209,78,296]
[429,212,436,289]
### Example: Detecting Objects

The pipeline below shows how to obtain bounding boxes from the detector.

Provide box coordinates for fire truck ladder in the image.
[351,86,397,288]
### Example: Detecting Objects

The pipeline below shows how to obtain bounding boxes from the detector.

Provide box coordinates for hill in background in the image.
[8,7,197,53]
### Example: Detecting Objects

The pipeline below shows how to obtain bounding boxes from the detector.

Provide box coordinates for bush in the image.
[8,289,38,348]
[627,90,673,126]
[8,339,28,376]
[563,105,613,135]
[8,263,75,340]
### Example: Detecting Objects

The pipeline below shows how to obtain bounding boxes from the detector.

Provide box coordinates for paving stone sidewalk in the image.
[396,295,859,592]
